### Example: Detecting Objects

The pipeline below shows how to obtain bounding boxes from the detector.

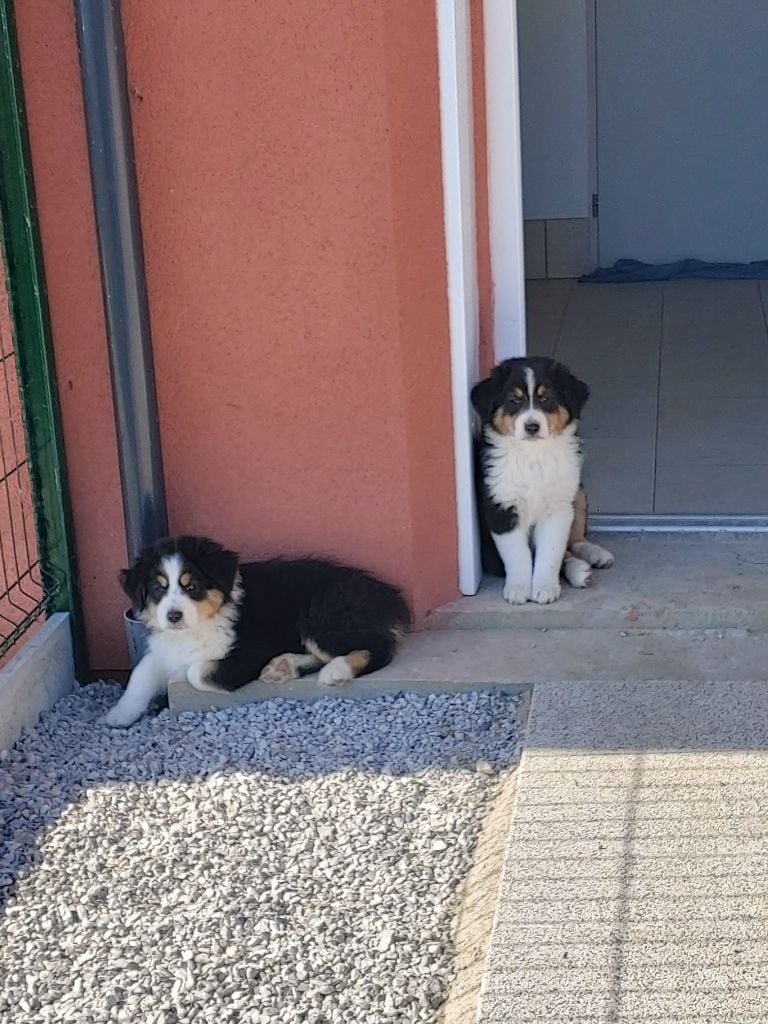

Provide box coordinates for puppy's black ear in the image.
[119,550,154,612]
[551,363,590,420]
[187,536,240,596]
[471,364,507,421]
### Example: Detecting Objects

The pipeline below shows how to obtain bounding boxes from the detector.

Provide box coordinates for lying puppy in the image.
[472,356,613,604]
[103,536,410,727]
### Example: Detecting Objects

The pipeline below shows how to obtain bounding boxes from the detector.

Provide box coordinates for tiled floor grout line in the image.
[758,279,768,344]
[549,279,574,360]
[651,285,666,513]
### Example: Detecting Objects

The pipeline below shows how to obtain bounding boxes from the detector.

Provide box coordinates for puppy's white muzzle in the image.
[515,409,549,440]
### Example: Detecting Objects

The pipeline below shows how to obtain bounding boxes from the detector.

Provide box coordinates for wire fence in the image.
[0,244,46,657]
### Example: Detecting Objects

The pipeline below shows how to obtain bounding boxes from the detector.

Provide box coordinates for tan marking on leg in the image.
[196,589,225,620]
[345,650,371,675]
[568,486,588,546]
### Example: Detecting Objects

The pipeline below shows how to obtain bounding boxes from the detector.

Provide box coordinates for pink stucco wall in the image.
[120,0,459,620]
[15,1,128,673]
[16,0,460,672]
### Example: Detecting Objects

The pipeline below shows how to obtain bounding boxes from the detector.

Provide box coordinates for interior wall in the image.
[596,0,768,264]
[517,0,592,222]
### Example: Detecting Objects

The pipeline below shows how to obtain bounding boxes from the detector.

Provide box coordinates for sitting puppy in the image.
[472,357,613,604]
[103,536,410,727]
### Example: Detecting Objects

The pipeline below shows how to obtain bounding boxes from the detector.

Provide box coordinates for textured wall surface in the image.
[16,1,460,673]
[121,0,458,619]
[15,0,127,672]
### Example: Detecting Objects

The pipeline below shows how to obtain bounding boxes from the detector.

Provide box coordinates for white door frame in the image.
[483,0,527,362]
[436,0,526,595]
[436,0,482,595]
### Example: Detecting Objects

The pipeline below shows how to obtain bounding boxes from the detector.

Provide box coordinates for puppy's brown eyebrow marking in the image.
[512,386,524,399]
[536,385,547,397]
[180,571,192,587]
[156,575,168,588]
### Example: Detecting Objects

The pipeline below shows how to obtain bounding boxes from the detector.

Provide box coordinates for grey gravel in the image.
[0,683,520,1024]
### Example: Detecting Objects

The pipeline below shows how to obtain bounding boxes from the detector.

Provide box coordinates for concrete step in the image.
[168,624,768,714]
[427,533,768,632]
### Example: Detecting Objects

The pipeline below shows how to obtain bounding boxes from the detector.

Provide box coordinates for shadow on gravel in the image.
[0,681,522,918]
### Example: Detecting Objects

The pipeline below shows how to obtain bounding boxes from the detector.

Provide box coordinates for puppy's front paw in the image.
[318,657,354,687]
[101,705,139,728]
[531,579,561,604]
[502,578,531,604]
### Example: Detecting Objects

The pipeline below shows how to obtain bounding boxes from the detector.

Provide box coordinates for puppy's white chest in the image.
[486,431,581,526]
[149,618,234,675]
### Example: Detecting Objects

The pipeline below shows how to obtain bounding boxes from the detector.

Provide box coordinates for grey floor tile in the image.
[655,463,768,514]
[541,279,768,514]
[582,437,655,513]
[580,376,657,440]
[657,393,768,466]
[525,279,572,357]
[545,218,592,279]
[660,370,768,399]
[661,279,768,376]
[556,282,662,378]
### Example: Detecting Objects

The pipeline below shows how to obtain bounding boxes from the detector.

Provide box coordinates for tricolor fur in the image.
[103,536,411,727]
[472,357,613,604]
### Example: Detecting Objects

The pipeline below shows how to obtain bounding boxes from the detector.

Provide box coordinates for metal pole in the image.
[73,0,168,562]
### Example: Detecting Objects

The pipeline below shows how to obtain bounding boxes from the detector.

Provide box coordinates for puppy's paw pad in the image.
[318,658,353,687]
[502,581,531,605]
[531,581,561,604]
[259,656,297,684]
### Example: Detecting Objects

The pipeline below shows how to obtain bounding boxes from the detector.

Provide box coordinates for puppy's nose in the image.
[166,608,183,624]
[524,420,540,436]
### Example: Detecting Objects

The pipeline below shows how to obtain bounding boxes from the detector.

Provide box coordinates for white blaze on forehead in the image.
[524,366,536,407]
[161,553,184,592]
[154,552,200,630]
